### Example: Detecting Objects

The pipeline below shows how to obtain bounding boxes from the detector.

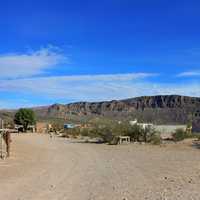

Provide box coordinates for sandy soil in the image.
[0,134,200,200]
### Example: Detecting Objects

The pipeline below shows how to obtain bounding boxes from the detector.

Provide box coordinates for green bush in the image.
[196,134,200,141]
[80,128,90,136]
[89,125,114,143]
[62,127,80,138]
[150,134,161,145]
[127,125,158,143]
[126,124,143,141]
[172,128,187,142]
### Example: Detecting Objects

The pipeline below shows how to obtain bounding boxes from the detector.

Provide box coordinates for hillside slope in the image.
[45,95,200,124]
[1,95,200,124]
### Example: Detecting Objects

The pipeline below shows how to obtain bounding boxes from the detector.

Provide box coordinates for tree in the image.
[14,108,36,132]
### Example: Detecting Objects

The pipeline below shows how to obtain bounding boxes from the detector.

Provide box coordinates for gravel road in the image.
[0,134,200,200]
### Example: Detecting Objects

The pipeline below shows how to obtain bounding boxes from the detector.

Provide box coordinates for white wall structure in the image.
[129,119,153,130]
[154,125,187,134]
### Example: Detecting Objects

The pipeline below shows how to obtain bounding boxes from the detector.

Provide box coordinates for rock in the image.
[44,95,200,124]
[2,95,200,125]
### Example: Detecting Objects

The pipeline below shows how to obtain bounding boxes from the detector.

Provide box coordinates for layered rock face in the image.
[45,95,200,124]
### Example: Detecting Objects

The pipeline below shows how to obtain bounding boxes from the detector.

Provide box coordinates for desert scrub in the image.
[172,128,187,142]
[195,134,200,141]
[150,134,161,145]
[90,125,114,143]
[126,124,143,142]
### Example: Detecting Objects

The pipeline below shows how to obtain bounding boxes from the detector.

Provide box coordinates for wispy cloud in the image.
[177,71,200,77]
[0,73,199,108]
[1,44,200,109]
[0,73,156,102]
[0,45,67,79]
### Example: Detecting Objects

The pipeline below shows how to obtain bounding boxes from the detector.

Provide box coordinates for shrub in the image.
[172,128,186,142]
[90,125,114,143]
[150,134,161,145]
[51,122,63,133]
[80,128,90,136]
[62,127,80,138]
[145,127,158,143]
[74,119,161,144]
[126,124,142,141]
[195,134,200,141]
[123,122,159,143]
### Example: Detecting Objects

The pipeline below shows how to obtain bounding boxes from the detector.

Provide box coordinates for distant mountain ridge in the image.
[1,95,200,124]
[43,95,200,124]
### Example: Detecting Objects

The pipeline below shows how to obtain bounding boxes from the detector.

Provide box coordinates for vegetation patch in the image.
[172,128,187,142]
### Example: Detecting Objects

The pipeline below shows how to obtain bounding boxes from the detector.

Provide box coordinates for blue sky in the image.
[0,0,200,108]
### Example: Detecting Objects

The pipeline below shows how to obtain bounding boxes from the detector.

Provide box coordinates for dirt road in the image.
[0,134,200,200]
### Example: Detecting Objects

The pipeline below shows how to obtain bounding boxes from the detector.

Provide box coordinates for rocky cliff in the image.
[43,95,200,124]
[1,95,200,125]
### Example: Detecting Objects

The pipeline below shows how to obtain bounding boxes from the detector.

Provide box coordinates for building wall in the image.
[154,125,187,134]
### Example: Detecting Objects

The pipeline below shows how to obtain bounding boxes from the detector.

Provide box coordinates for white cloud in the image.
[0,46,67,79]
[177,71,200,77]
[0,73,156,101]
[0,73,199,108]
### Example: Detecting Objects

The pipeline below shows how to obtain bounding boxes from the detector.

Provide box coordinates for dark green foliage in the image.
[14,108,36,132]
[172,128,187,141]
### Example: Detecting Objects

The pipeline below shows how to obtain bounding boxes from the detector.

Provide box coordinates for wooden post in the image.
[7,132,11,157]
[3,132,11,157]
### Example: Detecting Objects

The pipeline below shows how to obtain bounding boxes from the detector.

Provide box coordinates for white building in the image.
[129,119,153,130]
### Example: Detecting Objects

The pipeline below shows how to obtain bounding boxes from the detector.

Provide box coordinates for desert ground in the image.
[0,134,200,200]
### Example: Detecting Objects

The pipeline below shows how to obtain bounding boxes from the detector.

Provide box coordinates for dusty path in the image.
[0,134,200,200]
